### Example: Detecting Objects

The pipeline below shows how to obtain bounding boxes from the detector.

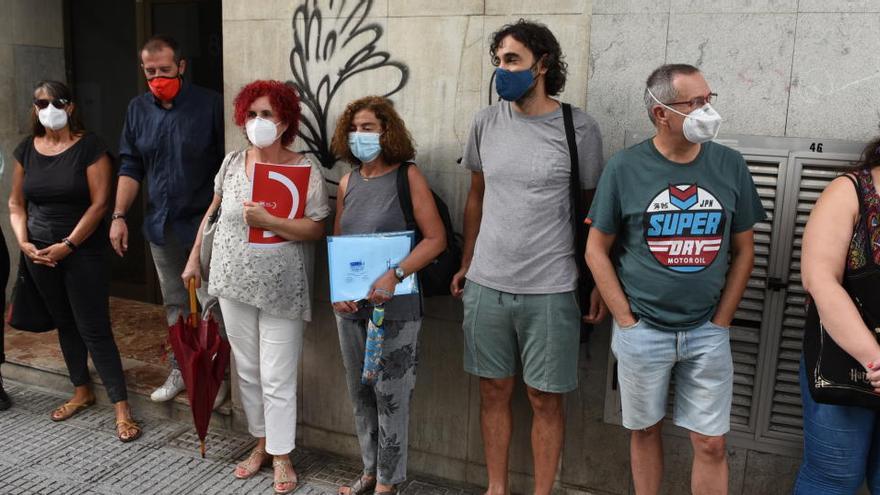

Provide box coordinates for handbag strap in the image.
[843,172,877,268]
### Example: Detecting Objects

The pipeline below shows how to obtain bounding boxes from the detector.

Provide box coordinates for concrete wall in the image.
[221,1,612,493]
[588,0,880,159]
[0,0,66,287]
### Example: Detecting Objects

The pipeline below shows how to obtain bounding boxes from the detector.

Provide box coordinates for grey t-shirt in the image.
[461,101,603,294]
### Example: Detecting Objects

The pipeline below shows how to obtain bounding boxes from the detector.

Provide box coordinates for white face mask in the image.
[647,88,723,144]
[245,117,281,149]
[38,104,69,131]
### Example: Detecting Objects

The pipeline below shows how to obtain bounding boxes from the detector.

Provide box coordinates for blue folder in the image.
[327,231,418,303]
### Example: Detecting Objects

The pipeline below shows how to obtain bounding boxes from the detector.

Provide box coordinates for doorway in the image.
[65,0,223,303]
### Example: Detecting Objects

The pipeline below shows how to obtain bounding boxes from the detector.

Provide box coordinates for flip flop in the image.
[50,399,95,422]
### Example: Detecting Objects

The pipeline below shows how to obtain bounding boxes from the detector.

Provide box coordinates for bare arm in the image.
[244,204,325,241]
[397,165,446,275]
[585,227,636,327]
[109,175,141,256]
[8,161,51,265]
[450,171,484,297]
[710,229,754,327]
[802,176,880,369]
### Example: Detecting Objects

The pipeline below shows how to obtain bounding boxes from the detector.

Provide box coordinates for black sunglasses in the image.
[33,98,70,110]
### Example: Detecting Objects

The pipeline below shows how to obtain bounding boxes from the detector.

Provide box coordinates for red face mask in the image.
[148,76,181,102]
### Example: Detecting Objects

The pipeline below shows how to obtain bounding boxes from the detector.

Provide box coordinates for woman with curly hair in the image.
[182,80,329,494]
[330,96,446,495]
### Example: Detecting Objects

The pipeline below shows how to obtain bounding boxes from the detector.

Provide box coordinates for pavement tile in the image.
[0,380,483,495]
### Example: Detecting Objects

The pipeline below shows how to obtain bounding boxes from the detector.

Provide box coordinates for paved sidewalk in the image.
[0,381,480,495]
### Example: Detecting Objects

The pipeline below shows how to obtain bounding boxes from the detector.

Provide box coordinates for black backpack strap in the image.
[397,162,417,231]
[562,104,589,282]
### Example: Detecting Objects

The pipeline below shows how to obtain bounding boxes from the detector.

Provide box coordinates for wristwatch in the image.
[393,266,406,282]
[111,212,126,221]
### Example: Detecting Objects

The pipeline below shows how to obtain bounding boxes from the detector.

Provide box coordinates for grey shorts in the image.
[462,280,581,393]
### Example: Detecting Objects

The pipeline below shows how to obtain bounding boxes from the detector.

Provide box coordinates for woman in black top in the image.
[8,80,141,442]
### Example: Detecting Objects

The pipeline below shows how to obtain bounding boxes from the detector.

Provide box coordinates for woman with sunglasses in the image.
[8,80,141,442]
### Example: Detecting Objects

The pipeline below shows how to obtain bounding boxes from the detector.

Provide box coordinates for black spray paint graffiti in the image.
[289,0,409,169]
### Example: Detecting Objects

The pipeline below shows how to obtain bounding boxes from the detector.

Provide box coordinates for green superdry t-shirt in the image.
[587,138,766,331]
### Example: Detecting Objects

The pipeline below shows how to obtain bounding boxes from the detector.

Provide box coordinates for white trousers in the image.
[219,297,303,455]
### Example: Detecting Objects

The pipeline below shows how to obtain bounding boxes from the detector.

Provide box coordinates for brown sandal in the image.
[50,399,95,422]
[234,448,270,479]
[339,475,377,495]
[115,418,142,442]
[273,458,298,494]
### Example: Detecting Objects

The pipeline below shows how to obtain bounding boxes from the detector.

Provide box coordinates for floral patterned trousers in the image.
[335,316,421,485]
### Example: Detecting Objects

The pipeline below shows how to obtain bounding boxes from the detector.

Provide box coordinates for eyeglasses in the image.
[33,98,70,110]
[665,93,718,108]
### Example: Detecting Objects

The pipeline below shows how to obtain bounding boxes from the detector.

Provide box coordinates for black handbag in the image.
[803,173,880,408]
[6,253,55,332]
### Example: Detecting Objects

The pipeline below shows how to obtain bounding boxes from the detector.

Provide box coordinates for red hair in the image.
[233,80,301,147]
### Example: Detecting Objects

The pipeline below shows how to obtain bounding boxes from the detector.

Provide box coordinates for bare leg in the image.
[631,422,664,495]
[690,432,728,495]
[480,377,515,495]
[525,386,564,495]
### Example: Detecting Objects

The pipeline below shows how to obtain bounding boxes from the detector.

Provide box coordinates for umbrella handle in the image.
[188,278,198,327]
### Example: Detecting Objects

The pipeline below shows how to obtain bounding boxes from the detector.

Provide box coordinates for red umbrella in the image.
[169,279,231,457]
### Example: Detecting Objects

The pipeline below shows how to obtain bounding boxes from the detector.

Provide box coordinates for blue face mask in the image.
[495,67,535,101]
[348,132,382,163]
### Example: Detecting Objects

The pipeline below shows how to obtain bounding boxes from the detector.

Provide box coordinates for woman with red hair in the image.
[182,80,329,494]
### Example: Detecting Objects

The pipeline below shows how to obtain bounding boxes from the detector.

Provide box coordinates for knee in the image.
[480,378,514,405]
[526,387,563,417]
[691,433,726,462]
[632,422,663,441]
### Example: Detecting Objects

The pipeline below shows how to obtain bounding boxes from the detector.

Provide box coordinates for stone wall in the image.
[0,0,66,288]
[588,0,880,159]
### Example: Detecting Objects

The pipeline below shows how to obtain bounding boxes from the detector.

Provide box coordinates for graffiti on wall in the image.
[289,0,409,169]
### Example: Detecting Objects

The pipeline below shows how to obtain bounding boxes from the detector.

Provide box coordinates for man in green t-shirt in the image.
[586,64,765,494]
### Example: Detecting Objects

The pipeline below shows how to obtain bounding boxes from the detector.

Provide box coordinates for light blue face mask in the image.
[348,132,382,163]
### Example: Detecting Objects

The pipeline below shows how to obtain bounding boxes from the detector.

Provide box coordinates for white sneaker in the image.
[213,380,230,410]
[150,369,185,402]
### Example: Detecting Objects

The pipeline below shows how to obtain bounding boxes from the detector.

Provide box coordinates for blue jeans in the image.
[794,360,880,494]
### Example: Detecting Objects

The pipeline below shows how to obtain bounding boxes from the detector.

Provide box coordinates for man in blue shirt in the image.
[111,35,225,402]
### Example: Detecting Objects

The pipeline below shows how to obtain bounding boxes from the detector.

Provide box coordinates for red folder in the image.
[249,162,311,246]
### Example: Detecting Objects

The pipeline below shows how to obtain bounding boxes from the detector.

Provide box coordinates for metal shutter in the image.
[755,154,859,443]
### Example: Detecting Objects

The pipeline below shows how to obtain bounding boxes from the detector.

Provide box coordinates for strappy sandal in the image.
[339,474,377,495]
[272,458,298,494]
[115,418,142,443]
[374,486,398,495]
[234,447,270,479]
[50,398,95,422]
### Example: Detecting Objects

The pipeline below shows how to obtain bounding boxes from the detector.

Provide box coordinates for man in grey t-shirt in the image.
[450,19,605,495]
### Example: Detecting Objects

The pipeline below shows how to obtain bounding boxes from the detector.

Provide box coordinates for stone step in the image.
[2,357,236,430]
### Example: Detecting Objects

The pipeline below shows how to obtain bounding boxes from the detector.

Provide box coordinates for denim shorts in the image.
[611,318,733,436]
[462,280,581,393]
